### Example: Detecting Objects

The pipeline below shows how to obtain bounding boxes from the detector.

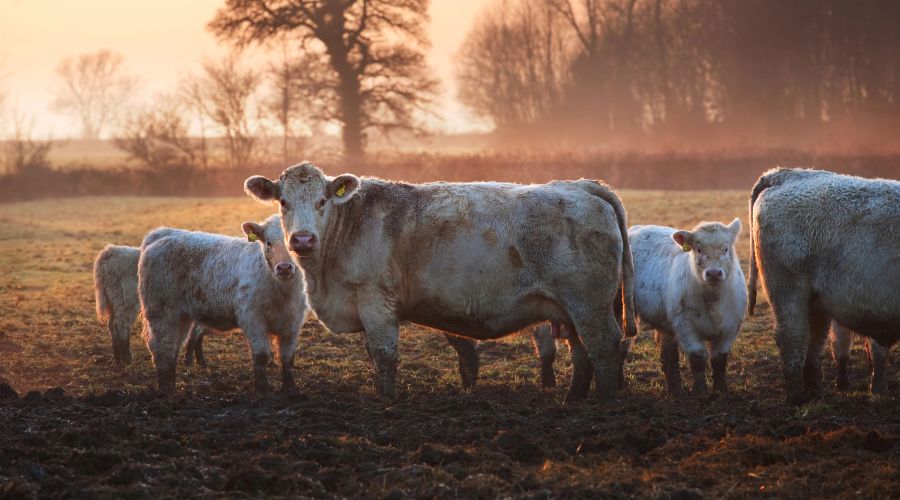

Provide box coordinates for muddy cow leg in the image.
[193,325,208,367]
[867,338,889,395]
[531,323,557,389]
[768,279,815,405]
[656,331,684,396]
[575,308,622,402]
[564,330,593,403]
[278,328,300,391]
[241,318,273,394]
[444,333,480,390]
[803,310,830,399]
[617,336,633,390]
[830,322,852,391]
[183,324,198,366]
[146,314,191,393]
[360,304,400,402]
[107,313,122,366]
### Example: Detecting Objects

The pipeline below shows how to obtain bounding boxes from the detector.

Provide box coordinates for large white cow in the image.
[748,168,900,404]
[245,162,637,402]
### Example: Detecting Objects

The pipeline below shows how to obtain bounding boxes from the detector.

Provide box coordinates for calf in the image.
[621,220,747,396]
[748,168,900,403]
[93,245,141,366]
[829,321,891,394]
[139,215,307,393]
[245,162,636,402]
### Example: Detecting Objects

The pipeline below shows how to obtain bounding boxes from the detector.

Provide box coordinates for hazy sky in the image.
[0,0,487,138]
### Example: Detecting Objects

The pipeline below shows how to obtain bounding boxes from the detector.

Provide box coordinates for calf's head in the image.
[244,162,360,258]
[242,214,297,281]
[672,218,741,284]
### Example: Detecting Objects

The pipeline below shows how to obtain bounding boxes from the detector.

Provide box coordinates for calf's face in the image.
[672,218,741,284]
[242,216,297,281]
[244,163,359,258]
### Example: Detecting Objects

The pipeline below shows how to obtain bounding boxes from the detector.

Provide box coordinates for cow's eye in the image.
[696,246,703,254]
[722,248,728,256]
[315,198,326,210]
[266,240,272,248]
[280,199,290,211]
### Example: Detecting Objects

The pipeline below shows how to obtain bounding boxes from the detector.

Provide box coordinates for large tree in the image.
[51,50,137,140]
[209,0,438,158]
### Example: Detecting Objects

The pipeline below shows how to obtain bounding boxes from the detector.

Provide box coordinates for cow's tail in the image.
[747,167,794,315]
[585,181,638,338]
[93,246,112,323]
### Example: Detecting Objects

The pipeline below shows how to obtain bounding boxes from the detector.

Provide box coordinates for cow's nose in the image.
[274,262,295,278]
[290,231,317,254]
[705,269,725,282]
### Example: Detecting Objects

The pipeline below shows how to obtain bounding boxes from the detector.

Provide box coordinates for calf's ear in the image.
[244,176,279,202]
[241,222,264,243]
[672,230,694,251]
[329,174,360,205]
[727,218,742,240]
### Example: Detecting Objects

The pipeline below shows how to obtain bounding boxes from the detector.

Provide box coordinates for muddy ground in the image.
[0,195,897,498]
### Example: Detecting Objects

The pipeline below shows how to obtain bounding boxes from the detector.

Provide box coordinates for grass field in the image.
[0,193,896,498]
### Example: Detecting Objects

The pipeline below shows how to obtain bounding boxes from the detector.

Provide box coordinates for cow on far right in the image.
[748,168,900,404]
[829,321,891,394]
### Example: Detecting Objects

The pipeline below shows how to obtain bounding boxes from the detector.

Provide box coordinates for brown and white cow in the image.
[245,162,636,402]
[748,168,900,404]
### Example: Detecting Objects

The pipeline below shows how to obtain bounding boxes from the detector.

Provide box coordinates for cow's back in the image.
[754,169,900,341]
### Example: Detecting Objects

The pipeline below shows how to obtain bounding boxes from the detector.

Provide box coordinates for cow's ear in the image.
[672,230,694,251]
[727,218,742,241]
[241,222,263,243]
[244,176,279,202]
[329,174,360,205]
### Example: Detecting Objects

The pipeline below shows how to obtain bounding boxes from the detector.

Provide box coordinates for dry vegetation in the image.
[0,193,896,498]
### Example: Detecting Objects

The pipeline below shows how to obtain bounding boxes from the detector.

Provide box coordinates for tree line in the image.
[3,0,900,177]
[457,0,900,148]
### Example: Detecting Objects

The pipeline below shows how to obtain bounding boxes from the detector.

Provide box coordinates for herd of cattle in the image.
[92,164,897,404]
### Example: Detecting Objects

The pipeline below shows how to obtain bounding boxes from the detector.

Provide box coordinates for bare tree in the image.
[51,50,138,140]
[114,95,200,171]
[2,110,53,175]
[209,0,438,159]
[189,54,263,168]
[456,0,571,132]
[266,35,310,164]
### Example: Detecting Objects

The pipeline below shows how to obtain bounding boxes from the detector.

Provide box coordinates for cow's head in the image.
[241,214,297,281]
[244,162,360,258]
[672,218,741,284]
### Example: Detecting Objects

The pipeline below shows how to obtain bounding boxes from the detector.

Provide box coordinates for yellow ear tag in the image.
[335,184,346,197]
[248,233,258,242]
[681,244,691,252]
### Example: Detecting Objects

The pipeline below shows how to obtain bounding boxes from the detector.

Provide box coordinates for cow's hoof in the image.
[870,382,886,395]
[786,389,813,406]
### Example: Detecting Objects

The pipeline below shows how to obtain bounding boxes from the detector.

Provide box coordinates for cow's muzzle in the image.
[289,231,317,255]
[704,269,725,282]
[274,262,295,280]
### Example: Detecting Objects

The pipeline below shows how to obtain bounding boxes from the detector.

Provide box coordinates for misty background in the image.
[1,0,900,200]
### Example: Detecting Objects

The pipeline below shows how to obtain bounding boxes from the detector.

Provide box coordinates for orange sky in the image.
[0,0,487,138]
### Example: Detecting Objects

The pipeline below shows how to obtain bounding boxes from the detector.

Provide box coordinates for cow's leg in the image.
[444,334,479,390]
[191,325,208,367]
[564,332,593,403]
[183,324,198,366]
[277,329,300,391]
[768,281,814,405]
[710,330,738,394]
[359,303,400,402]
[830,322,852,391]
[617,336,633,390]
[574,310,622,401]
[866,338,888,394]
[240,319,273,394]
[671,320,707,396]
[106,312,122,367]
[146,314,189,394]
[803,310,830,398]
[656,330,684,396]
[531,324,557,389]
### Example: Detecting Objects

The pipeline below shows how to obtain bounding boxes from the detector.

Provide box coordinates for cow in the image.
[829,321,891,394]
[618,220,747,396]
[244,162,636,402]
[139,215,308,393]
[748,168,900,404]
